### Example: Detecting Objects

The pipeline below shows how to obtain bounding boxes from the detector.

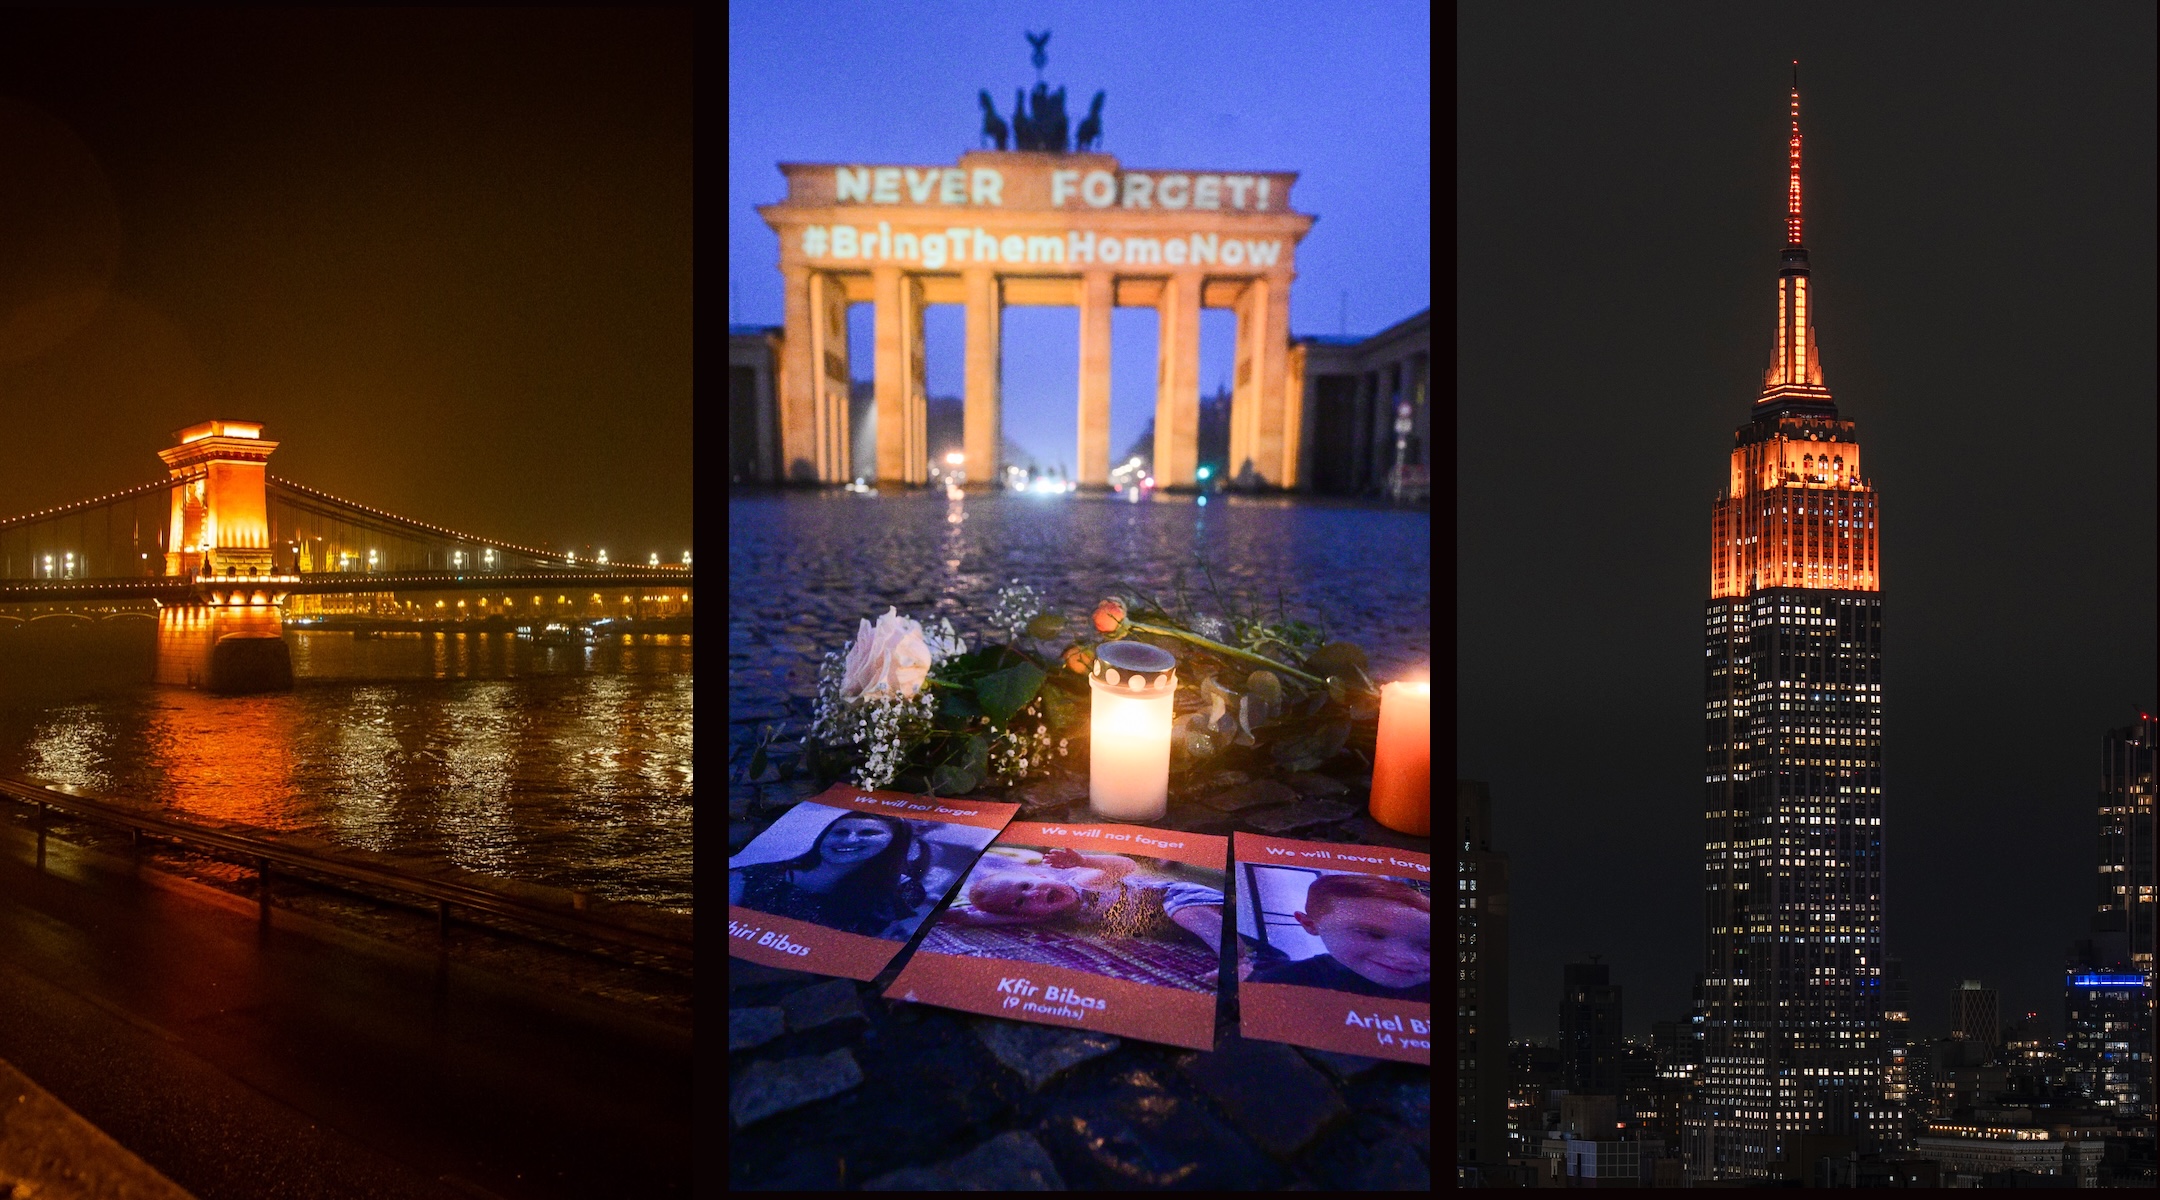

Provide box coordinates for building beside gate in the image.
[1293,308,1429,498]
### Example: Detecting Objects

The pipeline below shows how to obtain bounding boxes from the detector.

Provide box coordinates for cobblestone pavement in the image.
[729,491,1430,1190]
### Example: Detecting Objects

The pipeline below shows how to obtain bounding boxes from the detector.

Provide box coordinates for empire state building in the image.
[1688,67,1892,1180]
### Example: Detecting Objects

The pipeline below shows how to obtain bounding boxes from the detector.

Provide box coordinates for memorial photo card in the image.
[728,785,1018,981]
[1231,833,1431,1064]
[885,821,1231,1051]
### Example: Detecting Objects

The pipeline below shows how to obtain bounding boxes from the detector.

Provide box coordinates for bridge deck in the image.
[0,570,694,604]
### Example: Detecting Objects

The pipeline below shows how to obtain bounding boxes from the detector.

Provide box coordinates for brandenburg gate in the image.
[756,152,1316,489]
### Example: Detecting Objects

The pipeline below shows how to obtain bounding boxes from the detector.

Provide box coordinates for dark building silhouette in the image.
[1121,382,1232,482]
[1950,980,2001,1053]
[1456,780,1511,1171]
[1559,961,1624,1097]
[1688,71,1890,1180]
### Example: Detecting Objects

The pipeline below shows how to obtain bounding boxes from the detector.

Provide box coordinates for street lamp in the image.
[42,554,53,579]
[483,548,496,569]
[565,551,575,564]
[649,552,659,567]
[453,550,466,570]
[945,452,965,466]
[682,550,691,567]
[367,549,378,572]
[63,551,74,579]
[596,549,608,566]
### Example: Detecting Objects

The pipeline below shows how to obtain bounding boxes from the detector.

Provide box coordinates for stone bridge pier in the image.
[154,601,291,693]
[152,420,293,693]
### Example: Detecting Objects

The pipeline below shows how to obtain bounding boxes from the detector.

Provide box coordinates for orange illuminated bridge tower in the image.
[158,418,279,579]
[1688,65,1893,1182]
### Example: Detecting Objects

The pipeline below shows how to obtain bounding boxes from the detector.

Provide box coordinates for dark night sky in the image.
[1458,4,2157,1041]
[0,9,691,558]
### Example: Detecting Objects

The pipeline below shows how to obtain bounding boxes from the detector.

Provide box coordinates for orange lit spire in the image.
[1714,66,1878,600]
[1786,61,1803,246]
[1761,61,1828,403]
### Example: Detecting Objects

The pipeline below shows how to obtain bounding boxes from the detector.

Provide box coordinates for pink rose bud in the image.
[1092,597,1127,634]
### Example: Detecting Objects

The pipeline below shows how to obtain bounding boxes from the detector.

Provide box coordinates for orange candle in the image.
[1369,681,1430,835]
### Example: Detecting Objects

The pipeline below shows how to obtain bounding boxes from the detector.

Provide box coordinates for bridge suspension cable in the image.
[266,476,568,562]
[0,478,174,530]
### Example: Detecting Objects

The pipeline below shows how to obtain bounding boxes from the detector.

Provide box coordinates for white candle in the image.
[1088,641,1177,821]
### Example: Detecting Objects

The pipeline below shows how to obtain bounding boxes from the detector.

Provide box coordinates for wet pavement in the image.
[0,816,691,1200]
[728,490,1430,1190]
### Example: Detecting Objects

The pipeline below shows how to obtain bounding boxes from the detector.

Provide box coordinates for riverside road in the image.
[0,819,690,1200]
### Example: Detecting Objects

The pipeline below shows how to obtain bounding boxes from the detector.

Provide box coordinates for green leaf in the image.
[1040,681,1087,733]
[929,761,978,795]
[1273,716,1352,773]
[1025,613,1066,640]
[975,661,1047,726]
[938,687,983,722]
[747,744,768,781]
[929,734,989,796]
[1304,642,1370,679]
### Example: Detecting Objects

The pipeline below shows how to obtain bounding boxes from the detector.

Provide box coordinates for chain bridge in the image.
[0,420,693,691]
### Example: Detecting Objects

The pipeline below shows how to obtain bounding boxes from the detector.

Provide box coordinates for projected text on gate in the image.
[799,224,1284,270]
[756,150,1315,490]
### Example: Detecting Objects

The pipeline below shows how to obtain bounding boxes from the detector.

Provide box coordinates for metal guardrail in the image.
[0,776,692,964]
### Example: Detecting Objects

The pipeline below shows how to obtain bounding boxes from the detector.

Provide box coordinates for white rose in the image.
[839,607,934,699]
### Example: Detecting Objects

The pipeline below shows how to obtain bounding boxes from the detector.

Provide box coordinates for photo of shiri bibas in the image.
[729,793,1005,944]
[730,785,1015,984]
[921,842,1228,992]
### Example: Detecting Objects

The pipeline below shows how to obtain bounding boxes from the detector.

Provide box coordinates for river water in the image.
[728,490,1431,723]
[0,626,692,912]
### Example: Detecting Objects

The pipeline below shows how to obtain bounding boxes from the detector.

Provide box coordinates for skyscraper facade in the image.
[1457,780,1512,1173]
[1949,980,2000,1052]
[1688,67,1890,1180]
[1559,961,1626,1096]
[2097,713,2155,976]
[2063,712,2156,1119]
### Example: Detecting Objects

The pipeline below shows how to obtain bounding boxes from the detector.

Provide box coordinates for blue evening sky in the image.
[727,0,1430,471]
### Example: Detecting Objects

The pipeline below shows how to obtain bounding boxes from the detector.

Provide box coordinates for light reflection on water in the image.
[0,627,692,911]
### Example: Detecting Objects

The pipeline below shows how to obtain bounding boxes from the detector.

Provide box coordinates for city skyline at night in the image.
[1459,5,2156,1047]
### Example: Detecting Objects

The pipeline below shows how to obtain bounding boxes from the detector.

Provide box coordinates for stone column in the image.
[1285,340,1311,491]
[874,267,928,485]
[905,273,927,484]
[963,269,1003,489]
[1253,272,1295,487]
[1076,271,1114,488]
[1153,272,1203,489]
[813,272,852,483]
[779,264,819,482]
[1228,280,1260,485]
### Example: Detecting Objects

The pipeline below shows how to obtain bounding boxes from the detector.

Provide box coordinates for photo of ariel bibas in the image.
[1231,832,1431,1065]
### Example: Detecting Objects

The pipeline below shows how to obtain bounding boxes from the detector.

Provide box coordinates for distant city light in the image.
[2068,975,2148,988]
[1196,466,1211,481]
[945,451,965,465]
